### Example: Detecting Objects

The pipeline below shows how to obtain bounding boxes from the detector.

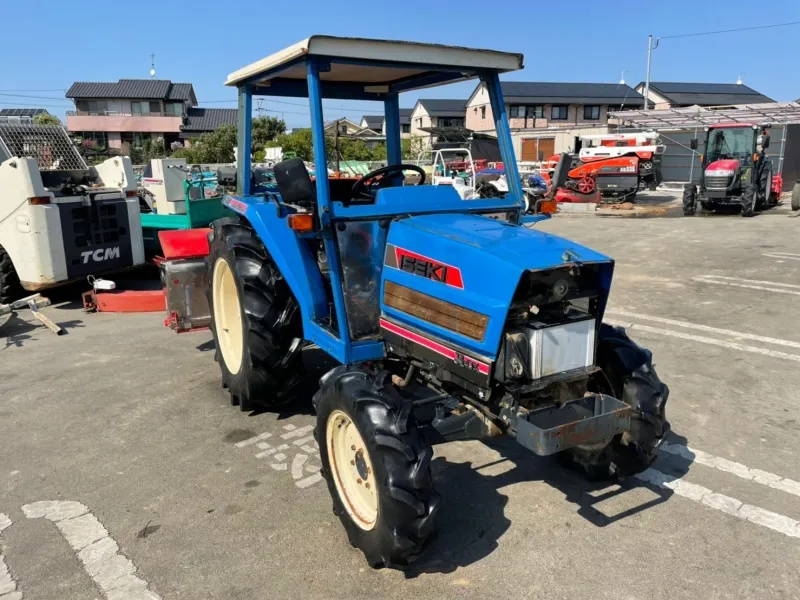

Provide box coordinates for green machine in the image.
[139,159,232,254]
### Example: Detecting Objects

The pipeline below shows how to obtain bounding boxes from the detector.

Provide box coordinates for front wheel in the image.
[0,246,22,306]
[314,366,440,568]
[792,182,800,212]
[682,185,697,216]
[207,217,305,411]
[741,183,757,217]
[559,324,670,478]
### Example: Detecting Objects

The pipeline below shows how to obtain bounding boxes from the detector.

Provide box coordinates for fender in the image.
[223,194,328,325]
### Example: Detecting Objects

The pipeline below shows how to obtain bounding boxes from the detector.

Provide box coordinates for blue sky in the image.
[2,0,798,128]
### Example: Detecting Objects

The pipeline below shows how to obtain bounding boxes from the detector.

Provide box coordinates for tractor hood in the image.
[706,159,740,173]
[381,213,613,357]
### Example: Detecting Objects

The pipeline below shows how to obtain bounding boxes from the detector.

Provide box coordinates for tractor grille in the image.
[705,175,733,190]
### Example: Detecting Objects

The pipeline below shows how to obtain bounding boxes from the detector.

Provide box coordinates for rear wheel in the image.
[559,324,670,479]
[0,246,22,306]
[207,217,304,411]
[314,366,440,568]
[792,182,800,211]
[682,185,697,216]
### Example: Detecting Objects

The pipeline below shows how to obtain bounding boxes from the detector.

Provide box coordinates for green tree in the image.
[172,125,237,163]
[252,116,287,152]
[267,129,315,161]
[401,136,426,161]
[33,113,62,126]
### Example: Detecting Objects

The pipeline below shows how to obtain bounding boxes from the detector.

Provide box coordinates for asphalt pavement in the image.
[1,197,799,599]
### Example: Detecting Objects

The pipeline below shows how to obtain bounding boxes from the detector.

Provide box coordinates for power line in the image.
[0,92,70,101]
[0,100,71,109]
[0,89,66,92]
[660,20,800,40]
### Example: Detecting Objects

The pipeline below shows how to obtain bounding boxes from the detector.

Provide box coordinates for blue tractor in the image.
[169,37,670,568]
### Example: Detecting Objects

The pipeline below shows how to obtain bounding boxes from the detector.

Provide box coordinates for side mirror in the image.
[690,138,699,150]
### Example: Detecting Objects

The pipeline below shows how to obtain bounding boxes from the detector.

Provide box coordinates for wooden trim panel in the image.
[383,281,488,341]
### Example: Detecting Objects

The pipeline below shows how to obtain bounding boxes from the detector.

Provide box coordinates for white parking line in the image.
[695,275,800,289]
[606,309,800,350]
[21,501,161,600]
[636,469,800,539]
[280,425,314,440]
[763,252,800,261]
[0,513,22,600]
[234,432,272,448]
[661,443,800,498]
[692,276,800,296]
[604,319,800,363]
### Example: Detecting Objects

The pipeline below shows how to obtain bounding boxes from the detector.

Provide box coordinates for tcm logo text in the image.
[81,247,120,264]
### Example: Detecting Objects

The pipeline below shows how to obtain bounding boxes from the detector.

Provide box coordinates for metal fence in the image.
[0,124,87,171]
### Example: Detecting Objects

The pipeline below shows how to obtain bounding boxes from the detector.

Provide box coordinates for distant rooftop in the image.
[66,79,197,104]
[181,108,237,133]
[417,99,467,116]
[0,108,49,117]
[498,82,646,107]
[640,82,774,106]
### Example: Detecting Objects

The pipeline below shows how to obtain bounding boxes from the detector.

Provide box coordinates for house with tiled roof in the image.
[65,79,234,150]
[466,81,647,160]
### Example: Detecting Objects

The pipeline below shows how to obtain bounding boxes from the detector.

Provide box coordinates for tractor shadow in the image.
[404,432,691,577]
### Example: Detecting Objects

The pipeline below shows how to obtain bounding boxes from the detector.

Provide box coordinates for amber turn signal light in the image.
[28,196,51,205]
[287,213,314,232]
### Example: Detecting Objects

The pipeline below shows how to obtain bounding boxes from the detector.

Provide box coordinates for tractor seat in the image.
[273,158,367,209]
[273,158,316,210]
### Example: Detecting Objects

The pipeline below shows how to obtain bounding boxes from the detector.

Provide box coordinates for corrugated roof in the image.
[418,99,467,116]
[181,108,237,132]
[0,108,49,117]
[66,79,196,102]
[500,82,645,106]
[645,82,774,106]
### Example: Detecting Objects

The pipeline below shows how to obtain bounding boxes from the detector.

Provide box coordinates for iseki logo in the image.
[399,254,448,283]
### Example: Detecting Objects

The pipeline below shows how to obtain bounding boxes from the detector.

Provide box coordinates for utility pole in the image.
[643,35,659,110]
[256,98,265,118]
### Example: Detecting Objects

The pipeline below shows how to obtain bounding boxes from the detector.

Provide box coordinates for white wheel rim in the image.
[326,409,378,531]
[212,257,244,375]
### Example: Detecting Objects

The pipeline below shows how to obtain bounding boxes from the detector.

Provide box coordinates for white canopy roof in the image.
[609,102,800,130]
[225,36,523,89]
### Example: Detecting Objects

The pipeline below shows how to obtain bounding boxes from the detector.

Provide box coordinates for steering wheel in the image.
[351,164,426,200]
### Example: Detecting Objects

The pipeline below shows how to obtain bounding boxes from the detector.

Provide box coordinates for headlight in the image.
[706,169,735,177]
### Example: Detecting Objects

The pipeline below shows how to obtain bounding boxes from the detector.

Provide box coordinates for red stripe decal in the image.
[392,246,464,289]
[380,319,490,375]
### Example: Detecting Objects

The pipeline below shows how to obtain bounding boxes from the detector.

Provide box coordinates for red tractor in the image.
[683,123,782,217]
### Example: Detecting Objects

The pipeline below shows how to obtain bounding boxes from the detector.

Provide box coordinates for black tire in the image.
[0,246,23,306]
[207,217,304,411]
[758,169,773,209]
[791,183,800,212]
[682,184,697,216]
[560,324,670,479]
[741,183,757,217]
[313,366,440,568]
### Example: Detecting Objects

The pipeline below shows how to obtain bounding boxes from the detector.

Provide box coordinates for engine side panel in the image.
[381,213,613,359]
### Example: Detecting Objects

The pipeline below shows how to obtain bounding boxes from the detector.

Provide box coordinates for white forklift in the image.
[0,124,145,304]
